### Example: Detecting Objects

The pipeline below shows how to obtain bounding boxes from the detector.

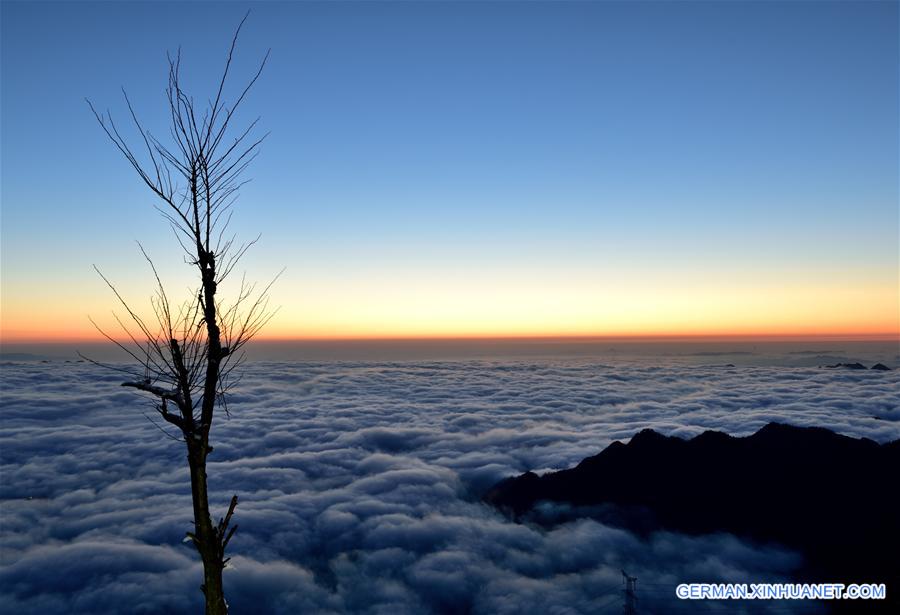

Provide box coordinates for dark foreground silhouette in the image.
[485,423,900,609]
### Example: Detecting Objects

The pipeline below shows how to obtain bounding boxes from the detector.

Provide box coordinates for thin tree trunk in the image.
[187,440,228,615]
[188,250,230,615]
[88,18,268,612]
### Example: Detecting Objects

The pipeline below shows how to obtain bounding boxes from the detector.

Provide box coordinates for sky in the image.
[1,0,898,343]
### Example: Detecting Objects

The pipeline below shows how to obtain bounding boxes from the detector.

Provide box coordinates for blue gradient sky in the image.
[2,1,898,340]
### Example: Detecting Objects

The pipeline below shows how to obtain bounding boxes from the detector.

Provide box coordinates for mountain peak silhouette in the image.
[485,422,900,606]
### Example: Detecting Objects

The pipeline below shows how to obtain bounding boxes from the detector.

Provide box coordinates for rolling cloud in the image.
[1,359,896,613]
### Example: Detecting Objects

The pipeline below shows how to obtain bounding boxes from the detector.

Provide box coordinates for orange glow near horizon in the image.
[4,330,899,344]
[3,277,897,344]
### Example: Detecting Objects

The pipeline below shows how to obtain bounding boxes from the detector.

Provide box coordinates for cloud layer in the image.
[2,358,897,613]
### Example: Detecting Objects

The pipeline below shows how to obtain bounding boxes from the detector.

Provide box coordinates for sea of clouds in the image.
[1,355,898,614]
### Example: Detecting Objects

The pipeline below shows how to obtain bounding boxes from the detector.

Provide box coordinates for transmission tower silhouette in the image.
[622,570,638,614]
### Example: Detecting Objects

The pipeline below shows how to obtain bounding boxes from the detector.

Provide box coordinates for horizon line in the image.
[4,332,899,346]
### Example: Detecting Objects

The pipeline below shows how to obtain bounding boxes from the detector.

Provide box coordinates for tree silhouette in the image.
[86,14,274,615]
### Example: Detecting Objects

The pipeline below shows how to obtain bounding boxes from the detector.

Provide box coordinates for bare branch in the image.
[122,380,181,401]
[88,16,273,613]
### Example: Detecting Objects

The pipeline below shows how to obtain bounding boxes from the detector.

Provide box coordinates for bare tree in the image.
[85,14,275,615]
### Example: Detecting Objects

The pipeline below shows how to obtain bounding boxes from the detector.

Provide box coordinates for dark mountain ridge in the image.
[485,423,900,605]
